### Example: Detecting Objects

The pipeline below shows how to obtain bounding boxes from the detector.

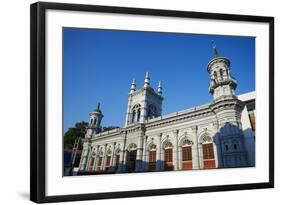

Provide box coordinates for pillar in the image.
[156,133,162,171]
[173,130,179,171]
[142,136,148,171]
[135,131,144,171]
[192,126,200,169]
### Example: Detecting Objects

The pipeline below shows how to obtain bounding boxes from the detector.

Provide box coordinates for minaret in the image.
[85,103,103,138]
[208,43,249,167]
[207,43,237,100]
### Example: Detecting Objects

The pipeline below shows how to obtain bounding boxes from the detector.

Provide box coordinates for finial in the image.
[144,72,150,88]
[157,81,162,95]
[93,102,102,113]
[212,40,219,58]
[130,78,136,93]
[145,72,149,78]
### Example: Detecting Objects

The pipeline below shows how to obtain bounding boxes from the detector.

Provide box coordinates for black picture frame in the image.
[30,1,274,203]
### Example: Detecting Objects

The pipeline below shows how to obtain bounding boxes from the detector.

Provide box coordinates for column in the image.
[192,126,200,169]
[101,145,107,171]
[142,136,148,171]
[119,144,127,173]
[156,133,162,171]
[135,132,144,172]
[93,146,99,171]
[79,141,90,171]
[109,143,115,172]
[173,130,179,171]
[85,145,93,171]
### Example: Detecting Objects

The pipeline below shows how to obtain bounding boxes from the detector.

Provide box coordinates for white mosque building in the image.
[78,47,255,174]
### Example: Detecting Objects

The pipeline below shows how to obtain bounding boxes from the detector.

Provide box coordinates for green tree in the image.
[63,122,120,151]
[63,121,88,151]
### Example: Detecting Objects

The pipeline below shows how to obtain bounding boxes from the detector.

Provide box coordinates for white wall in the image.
[0,0,279,204]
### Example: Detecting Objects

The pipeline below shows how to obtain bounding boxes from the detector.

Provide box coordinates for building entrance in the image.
[126,150,137,172]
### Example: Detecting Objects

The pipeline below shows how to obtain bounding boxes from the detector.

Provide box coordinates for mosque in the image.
[78,47,255,174]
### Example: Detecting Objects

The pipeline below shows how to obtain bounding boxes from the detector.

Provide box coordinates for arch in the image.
[106,148,112,156]
[126,143,137,172]
[148,143,157,151]
[179,134,193,170]
[105,150,112,172]
[162,140,173,171]
[198,131,214,144]
[127,143,137,151]
[198,132,217,169]
[115,147,121,154]
[163,140,173,149]
[179,134,193,147]
[131,104,141,123]
[97,148,103,156]
[148,143,157,171]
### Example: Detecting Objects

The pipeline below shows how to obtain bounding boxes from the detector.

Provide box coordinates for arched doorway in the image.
[126,143,137,172]
[89,156,95,171]
[163,141,173,171]
[181,138,193,170]
[148,144,157,171]
[105,149,112,172]
[114,149,121,172]
[202,135,216,168]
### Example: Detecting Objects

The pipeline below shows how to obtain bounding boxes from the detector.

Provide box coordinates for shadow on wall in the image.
[213,122,255,168]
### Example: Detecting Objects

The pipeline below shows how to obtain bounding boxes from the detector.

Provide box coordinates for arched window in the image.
[105,155,111,172]
[89,157,95,171]
[131,104,141,123]
[233,144,237,150]
[219,69,223,76]
[105,149,112,172]
[137,108,141,122]
[131,110,136,123]
[225,144,229,151]
[148,144,157,171]
[163,141,173,171]
[126,143,137,172]
[97,149,103,172]
[114,150,120,172]
[213,71,217,79]
[93,118,97,125]
[97,156,103,172]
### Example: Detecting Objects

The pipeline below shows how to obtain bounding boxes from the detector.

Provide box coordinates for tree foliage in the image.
[64,121,88,151]
[63,122,120,151]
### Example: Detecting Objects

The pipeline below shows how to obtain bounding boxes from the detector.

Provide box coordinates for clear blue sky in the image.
[63,28,255,132]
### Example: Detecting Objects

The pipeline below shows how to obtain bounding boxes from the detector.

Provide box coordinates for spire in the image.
[144,72,150,88]
[93,102,101,113]
[130,79,136,93]
[157,81,162,96]
[212,41,219,59]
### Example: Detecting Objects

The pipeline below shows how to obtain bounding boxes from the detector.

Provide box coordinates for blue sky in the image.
[63,28,255,132]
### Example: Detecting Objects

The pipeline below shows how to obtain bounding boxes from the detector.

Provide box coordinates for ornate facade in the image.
[78,47,255,174]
